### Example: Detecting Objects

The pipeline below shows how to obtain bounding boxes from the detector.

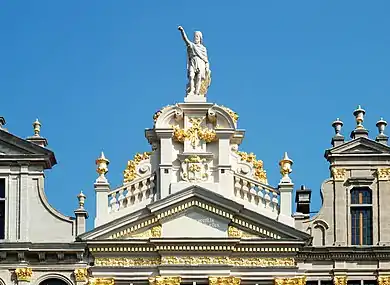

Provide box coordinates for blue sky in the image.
[0,1,389,230]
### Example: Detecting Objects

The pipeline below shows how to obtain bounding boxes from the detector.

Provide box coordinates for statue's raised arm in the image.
[178,26,191,46]
[177,25,211,98]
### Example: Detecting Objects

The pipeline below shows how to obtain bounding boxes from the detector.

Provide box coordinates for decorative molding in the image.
[94,256,296,267]
[181,155,210,182]
[123,152,152,183]
[15,268,33,282]
[218,105,239,123]
[377,168,390,181]
[332,168,346,182]
[209,276,240,285]
[117,225,162,239]
[149,276,181,285]
[153,105,174,124]
[88,278,115,285]
[378,276,390,285]
[74,268,88,282]
[274,277,306,285]
[333,276,347,285]
[108,200,281,240]
[228,225,259,238]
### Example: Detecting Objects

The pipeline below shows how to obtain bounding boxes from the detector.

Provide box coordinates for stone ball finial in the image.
[376,118,387,135]
[33,119,41,137]
[279,152,293,183]
[332,118,344,136]
[95,152,110,183]
[77,191,86,209]
[353,105,366,130]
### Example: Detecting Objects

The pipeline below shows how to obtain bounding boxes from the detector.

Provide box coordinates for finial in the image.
[95,151,109,183]
[33,119,41,137]
[77,191,86,209]
[332,118,344,136]
[376,118,387,135]
[353,105,366,130]
[279,152,293,183]
[0,117,5,129]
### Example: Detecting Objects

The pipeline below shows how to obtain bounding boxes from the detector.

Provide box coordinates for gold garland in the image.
[172,117,217,146]
[236,151,267,183]
[123,152,152,183]
[219,105,239,123]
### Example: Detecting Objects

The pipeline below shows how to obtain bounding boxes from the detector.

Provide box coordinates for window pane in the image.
[320,281,332,285]
[347,281,360,285]
[351,187,372,204]
[351,208,359,245]
[306,282,317,285]
[0,179,4,199]
[0,201,5,239]
[364,281,376,285]
[362,208,373,245]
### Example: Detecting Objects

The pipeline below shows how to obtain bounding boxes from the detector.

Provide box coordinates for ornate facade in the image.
[1,72,390,285]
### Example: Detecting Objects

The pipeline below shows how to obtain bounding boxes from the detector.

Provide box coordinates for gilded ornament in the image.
[15,268,33,282]
[219,105,239,123]
[94,256,295,267]
[123,152,152,183]
[96,152,109,178]
[236,151,268,183]
[172,117,217,147]
[377,168,390,181]
[228,226,242,238]
[151,225,162,238]
[95,257,161,267]
[332,168,346,182]
[378,276,390,285]
[149,276,181,285]
[74,268,88,282]
[333,276,347,285]
[88,278,115,285]
[153,105,173,124]
[274,277,306,285]
[209,277,241,285]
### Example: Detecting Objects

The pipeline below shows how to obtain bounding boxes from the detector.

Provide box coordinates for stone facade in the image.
[0,96,389,285]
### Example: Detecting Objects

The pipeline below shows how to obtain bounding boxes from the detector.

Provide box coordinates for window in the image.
[350,187,373,245]
[347,281,360,285]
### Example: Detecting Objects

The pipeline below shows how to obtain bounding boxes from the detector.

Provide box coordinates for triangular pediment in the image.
[0,130,56,168]
[79,186,311,243]
[325,137,390,158]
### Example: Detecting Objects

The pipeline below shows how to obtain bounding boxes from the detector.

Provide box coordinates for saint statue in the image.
[178,26,211,97]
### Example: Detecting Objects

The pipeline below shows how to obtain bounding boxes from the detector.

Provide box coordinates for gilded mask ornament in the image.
[15,268,33,282]
[74,268,88,282]
[181,155,209,182]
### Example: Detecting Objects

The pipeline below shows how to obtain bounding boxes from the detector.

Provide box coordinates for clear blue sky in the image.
[1,1,389,230]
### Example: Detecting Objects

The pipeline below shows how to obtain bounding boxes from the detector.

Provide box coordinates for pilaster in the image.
[156,129,174,199]
[19,165,29,241]
[216,130,234,198]
[377,168,390,245]
[332,167,347,246]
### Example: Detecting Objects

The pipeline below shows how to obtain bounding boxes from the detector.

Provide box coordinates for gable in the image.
[325,137,390,158]
[0,130,56,168]
[79,186,310,242]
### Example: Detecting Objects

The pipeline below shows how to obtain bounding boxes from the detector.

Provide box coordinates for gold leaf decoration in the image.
[123,152,152,183]
[236,151,267,183]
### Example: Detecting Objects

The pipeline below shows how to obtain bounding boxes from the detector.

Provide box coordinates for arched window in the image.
[39,279,68,285]
[350,187,373,245]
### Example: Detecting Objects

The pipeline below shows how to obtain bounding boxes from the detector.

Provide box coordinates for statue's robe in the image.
[187,42,208,80]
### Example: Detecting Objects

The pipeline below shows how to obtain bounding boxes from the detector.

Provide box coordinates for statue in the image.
[178,26,211,97]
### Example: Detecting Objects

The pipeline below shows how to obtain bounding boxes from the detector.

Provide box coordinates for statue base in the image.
[184,95,207,103]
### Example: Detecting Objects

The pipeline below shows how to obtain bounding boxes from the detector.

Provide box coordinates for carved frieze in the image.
[274,277,306,285]
[209,277,240,285]
[88,278,115,285]
[332,168,346,182]
[149,276,181,285]
[94,256,296,267]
